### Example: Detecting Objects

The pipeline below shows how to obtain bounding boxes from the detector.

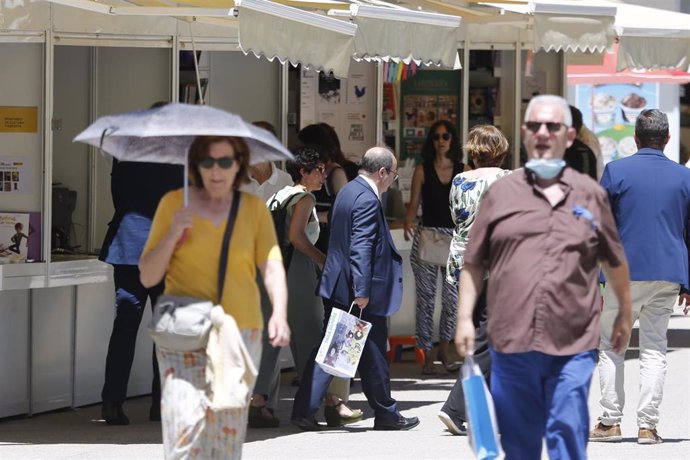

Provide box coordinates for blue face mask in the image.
[525,158,566,180]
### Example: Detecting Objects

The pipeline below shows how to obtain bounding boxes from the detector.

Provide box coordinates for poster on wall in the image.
[300,69,317,127]
[300,62,377,162]
[347,72,368,104]
[0,156,34,194]
[346,113,367,143]
[576,83,659,165]
[399,70,461,162]
[0,212,30,264]
[318,72,342,104]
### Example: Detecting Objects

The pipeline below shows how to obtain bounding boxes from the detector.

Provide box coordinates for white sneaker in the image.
[438,411,467,435]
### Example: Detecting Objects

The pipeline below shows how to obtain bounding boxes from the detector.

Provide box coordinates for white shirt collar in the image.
[266,163,281,185]
[359,174,381,201]
[247,163,280,187]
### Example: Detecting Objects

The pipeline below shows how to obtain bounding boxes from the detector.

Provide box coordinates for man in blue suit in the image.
[292,146,420,431]
[591,109,690,445]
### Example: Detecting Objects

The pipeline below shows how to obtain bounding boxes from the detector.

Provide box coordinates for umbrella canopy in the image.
[73,103,293,165]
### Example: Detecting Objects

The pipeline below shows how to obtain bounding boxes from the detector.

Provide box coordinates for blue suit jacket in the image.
[318,176,403,317]
[600,148,690,290]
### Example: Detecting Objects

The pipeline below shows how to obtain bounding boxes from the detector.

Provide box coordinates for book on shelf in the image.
[180,78,208,104]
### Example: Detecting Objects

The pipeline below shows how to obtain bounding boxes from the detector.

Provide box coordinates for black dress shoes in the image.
[149,405,161,422]
[291,416,324,431]
[102,401,130,426]
[373,415,420,431]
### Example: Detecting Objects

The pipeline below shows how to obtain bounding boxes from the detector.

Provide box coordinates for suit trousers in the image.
[598,280,679,429]
[254,253,349,410]
[102,264,163,405]
[441,289,490,423]
[292,301,400,423]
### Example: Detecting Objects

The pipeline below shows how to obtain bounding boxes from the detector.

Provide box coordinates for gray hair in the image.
[635,109,669,149]
[524,95,572,127]
[359,146,395,174]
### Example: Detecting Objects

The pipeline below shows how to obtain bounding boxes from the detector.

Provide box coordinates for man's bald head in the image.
[360,146,395,174]
[358,146,398,195]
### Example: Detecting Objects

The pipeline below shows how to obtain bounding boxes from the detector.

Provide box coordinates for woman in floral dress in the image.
[438,125,513,436]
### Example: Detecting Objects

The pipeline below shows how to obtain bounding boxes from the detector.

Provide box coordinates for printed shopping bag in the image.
[315,303,372,378]
[462,357,501,460]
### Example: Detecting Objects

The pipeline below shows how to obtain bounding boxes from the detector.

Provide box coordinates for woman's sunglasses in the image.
[199,156,235,169]
[432,132,452,141]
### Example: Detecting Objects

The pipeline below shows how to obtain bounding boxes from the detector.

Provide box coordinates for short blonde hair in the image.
[465,125,509,168]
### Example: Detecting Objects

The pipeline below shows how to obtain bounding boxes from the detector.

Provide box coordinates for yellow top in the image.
[143,189,282,329]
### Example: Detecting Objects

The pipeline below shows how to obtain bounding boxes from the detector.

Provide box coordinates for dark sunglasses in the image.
[524,121,564,133]
[432,132,452,141]
[199,156,235,169]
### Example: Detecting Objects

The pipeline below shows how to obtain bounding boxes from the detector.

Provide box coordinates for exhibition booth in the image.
[1,0,690,419]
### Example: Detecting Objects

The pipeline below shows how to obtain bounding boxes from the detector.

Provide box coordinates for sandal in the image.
[440,356,461,373]
[324,401,364,427]
[421,363,438,375]
[248,404,280,428]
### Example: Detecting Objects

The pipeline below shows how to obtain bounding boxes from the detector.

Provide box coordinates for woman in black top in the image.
[404,120,470,374]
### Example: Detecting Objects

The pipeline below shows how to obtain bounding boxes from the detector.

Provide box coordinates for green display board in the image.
[399,70,461,162]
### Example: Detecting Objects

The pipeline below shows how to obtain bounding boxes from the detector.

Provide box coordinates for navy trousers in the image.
[101,265,164,405]
[491,348,597,460]
[292,301,400,423]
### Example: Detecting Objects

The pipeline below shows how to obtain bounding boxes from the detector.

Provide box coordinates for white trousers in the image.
[597,281,679,429]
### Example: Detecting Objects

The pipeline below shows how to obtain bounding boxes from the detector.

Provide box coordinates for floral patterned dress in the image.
[157,329,262,460]
[446,169,511,285]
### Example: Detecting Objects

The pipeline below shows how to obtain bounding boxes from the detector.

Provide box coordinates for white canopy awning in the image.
[236,0,357,78]
[613,3,690,71]
[530,2,616,53]
[482,1,616,53]
[331,5,461,69]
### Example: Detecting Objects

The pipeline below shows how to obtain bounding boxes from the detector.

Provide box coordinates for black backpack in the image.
[268,192,306,270]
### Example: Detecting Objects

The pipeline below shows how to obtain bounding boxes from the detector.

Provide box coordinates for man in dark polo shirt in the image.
[454,94,632,459]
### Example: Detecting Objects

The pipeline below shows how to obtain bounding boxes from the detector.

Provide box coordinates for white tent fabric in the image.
[617,36,690,72]
[533,13,615,53]
[236,0,357,78]
[482,1,615,53]
[349,6,461,69]
[613,3,690,71]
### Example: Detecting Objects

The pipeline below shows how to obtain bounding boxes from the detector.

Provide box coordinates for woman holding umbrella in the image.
[139,135,290,458]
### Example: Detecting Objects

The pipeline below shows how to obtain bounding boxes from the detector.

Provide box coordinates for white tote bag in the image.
[315,303,372,378]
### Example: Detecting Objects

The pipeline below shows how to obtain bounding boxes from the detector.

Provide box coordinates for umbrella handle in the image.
[176,229,188,249]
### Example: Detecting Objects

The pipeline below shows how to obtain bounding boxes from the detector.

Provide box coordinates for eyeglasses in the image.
[309,165,326,175]
[386,168,399,181]
[199,156,235,169]
[524,121,565,133]
[432,132,452,141]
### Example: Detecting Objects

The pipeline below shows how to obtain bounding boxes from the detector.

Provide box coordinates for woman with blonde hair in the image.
[140,135,290,458]
[438,124,512,435]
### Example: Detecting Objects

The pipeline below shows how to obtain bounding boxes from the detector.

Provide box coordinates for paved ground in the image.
[1,312,689,459]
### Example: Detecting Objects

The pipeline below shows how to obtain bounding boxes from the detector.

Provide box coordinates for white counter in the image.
[0,234,443,419]
[0,259,153,419]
